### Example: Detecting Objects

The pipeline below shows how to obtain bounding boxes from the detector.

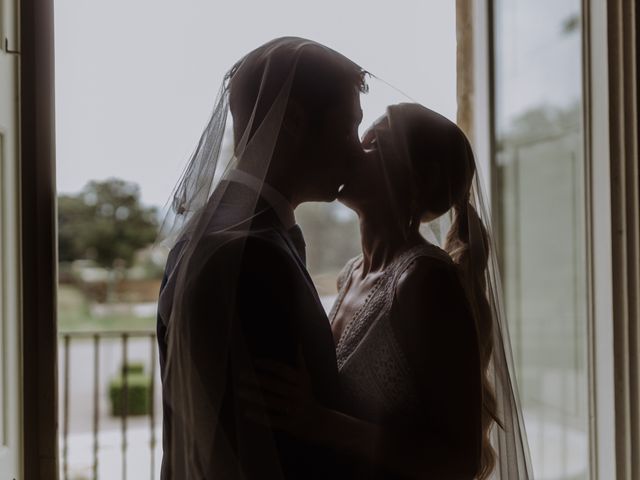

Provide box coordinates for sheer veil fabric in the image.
[157,37,532,479]
[157,37,367,478]
[373,103,534,479]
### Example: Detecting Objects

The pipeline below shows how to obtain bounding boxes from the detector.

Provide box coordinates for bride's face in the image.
[338,113,403,214]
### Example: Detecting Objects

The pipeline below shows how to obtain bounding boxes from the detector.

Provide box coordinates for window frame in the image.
[583,0,617,476]
[598,0,640,477]
[20,0,59,478]
[465,0,639,477]
[18,0,639,478]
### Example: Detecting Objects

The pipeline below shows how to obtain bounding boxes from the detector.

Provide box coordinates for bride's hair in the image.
[388,103,498,479]
[445,201,498,479]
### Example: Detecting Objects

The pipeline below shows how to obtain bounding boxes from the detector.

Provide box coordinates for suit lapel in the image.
[275,228,322,304]
[220,183,321,306]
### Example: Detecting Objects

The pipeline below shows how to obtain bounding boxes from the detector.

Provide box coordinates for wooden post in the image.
[456,0,475,144]
[20,0,59,478]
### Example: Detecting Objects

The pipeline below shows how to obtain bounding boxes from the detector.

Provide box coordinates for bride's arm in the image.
[391,256,483,477]
[310,404,478,480]
[241,359,477,480]
[240,257,482,479]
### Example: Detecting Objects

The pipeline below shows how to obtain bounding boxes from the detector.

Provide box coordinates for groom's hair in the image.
[228,37,367,146]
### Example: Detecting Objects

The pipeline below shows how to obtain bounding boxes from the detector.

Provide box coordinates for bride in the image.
[241,103,532,479]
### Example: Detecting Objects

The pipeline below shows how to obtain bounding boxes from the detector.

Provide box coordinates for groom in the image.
[157,38,366,479]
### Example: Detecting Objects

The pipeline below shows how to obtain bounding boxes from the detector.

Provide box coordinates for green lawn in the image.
[57,284,156,332]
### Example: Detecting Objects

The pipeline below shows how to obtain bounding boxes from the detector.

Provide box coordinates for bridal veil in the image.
[157,37,533,479]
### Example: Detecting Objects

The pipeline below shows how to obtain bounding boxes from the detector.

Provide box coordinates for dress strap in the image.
[336,255,362,291]
[397,242,453,269]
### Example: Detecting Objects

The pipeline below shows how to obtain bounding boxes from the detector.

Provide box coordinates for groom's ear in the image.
[282,99,309,139]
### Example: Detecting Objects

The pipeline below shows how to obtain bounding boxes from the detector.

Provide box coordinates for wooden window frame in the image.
[599,0,640,477]
[20,0,58,478]
[18,0,638,478]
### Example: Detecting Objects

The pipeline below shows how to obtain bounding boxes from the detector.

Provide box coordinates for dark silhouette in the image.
[157,38,366,479]
[243,104,492,479]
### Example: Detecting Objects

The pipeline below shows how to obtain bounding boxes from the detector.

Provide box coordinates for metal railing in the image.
[59,330,159,480]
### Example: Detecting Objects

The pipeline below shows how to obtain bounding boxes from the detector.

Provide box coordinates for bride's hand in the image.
[239,348,326,442]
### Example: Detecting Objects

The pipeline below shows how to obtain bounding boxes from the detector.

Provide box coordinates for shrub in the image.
[109,363,151,416]
[123,361,145,375]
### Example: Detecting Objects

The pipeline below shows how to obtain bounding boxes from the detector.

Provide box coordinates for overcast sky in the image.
[54,0,458,208]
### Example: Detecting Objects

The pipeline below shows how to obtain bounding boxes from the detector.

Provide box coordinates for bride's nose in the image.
[349,149,374,173]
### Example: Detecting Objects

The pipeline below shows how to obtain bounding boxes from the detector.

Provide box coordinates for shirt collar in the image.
[225,169,296,230]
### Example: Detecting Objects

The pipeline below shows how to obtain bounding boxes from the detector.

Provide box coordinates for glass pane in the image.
[492,0,589,478]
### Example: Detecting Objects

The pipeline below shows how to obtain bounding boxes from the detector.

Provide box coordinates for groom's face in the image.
[299,91,364,202]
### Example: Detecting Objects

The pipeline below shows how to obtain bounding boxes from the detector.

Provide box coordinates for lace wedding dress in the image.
[329,243,461,478]
[331,243,454,424]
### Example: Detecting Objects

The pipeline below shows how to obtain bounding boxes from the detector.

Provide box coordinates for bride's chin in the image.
[336,185,358,209]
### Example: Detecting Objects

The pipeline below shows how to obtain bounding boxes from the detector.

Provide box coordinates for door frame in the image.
[584,0,617,476]
[598,0,640,477]
[20,0,58,478]
[17,0,638,478]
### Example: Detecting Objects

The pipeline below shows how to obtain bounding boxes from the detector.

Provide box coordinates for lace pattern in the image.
[332,243,453,422]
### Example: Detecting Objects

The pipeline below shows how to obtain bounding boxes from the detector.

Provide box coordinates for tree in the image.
[296,202,361,277]
[58,178,159,268]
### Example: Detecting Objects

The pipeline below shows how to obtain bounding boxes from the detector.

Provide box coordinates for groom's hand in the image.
[238,347,324,442]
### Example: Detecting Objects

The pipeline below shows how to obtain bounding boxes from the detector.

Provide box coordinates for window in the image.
[53,2,457,477]
[492,0,589,477]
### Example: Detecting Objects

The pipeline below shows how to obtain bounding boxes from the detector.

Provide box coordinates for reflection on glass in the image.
[493,0,588,478]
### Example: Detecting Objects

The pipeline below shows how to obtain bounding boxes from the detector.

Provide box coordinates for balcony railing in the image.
[58,324,589,479]
[59,330,160,480]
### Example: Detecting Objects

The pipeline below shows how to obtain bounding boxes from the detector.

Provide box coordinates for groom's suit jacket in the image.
[157,181,346,480]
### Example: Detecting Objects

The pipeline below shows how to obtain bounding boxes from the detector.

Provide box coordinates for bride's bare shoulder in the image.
[393,250,474,343]
[394,250,462,309]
